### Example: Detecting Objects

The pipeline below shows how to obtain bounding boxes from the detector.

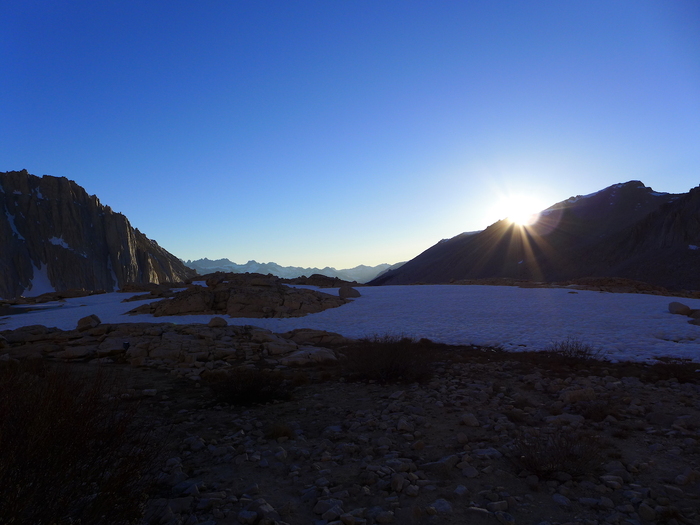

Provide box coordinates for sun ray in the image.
[490,194,548,227]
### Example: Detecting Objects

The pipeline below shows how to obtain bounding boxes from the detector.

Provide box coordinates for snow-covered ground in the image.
[1,285,699,363]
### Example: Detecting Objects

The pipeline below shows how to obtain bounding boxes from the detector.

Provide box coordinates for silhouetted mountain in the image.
[0,170,195,298]
[370,181,699,290]
[582,185,700,290]
[186,258,403,283]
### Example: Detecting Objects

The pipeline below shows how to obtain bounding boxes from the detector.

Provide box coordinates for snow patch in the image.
[23,263,55,297]
[4,208,25,240]
[689,245,699,250]
[107,257,119,291]
[49,236,70,249]
[12,190,22,195]
[559,190,599,206]
[48,236,87,257]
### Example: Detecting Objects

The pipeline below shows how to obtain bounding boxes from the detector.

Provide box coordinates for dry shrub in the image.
[570,398,621,422]
[0,362,161,525]
[542,337,604,362]
[265,422,295,441]
[503,408,529,423]
[341,335,435,384]
[611,424,632,440]
[209,367,292,406]
[512,429,602,478]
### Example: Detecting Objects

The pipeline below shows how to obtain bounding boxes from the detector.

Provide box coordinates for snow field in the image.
[1,285,699,363]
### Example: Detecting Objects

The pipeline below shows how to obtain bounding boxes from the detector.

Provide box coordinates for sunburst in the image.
[497,195,546,226]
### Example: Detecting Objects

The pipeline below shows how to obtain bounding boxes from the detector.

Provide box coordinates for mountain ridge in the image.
[185,258,404,284]
[371,181,698,290]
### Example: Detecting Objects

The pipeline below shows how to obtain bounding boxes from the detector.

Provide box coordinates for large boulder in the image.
[669,301,691,315]
[339,285,361,299]
[77,314,101,331]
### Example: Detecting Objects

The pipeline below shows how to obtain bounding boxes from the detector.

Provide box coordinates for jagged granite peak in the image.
[370,180,695,289]
[0,170,195,298]
[185,258,404,283]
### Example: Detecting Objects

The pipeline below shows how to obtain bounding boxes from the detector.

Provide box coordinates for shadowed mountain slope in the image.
[370,181,698,290]
[0,170,195,298]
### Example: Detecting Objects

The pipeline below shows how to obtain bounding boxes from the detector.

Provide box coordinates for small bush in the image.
[512,429,602,478]
[542,337,604,362]
[0,363,161,525]
[265,423,295,441]
[209,367,292,406]
[571,398,621,422]
[341,335,435,384]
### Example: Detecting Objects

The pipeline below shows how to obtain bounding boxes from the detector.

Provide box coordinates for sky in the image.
[2,1,699,269]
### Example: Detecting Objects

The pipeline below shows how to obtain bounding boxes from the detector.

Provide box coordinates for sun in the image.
[497,195,547,227]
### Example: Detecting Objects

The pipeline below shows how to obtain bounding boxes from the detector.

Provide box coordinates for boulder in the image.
[153,288,213,316]
[669,301,691,315]
[208,316,228,327]
[77,314,101,332]
[96,338,128,357]
[460,413,480,427]
[278,346,337,366]
[339,285,361,299]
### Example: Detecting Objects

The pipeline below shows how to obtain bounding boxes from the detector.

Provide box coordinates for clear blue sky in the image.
[2,1,699,268]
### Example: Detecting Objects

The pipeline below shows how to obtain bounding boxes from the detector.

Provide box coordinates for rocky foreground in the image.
[1,314,699,525]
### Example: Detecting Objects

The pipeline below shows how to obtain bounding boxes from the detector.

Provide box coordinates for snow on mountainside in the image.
[185,258,404,283]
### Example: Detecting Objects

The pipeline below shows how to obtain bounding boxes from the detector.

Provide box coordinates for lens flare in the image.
[497,195,546,227]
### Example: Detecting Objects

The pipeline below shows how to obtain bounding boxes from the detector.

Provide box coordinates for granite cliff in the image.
[0,170,195,298]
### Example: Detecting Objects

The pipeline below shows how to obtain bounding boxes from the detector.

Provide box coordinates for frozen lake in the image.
[2,285,699,363]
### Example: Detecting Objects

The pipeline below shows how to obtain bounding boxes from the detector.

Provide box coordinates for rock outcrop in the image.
[127,272,348,318]
[0,170,195,298]
[282,274,359,288]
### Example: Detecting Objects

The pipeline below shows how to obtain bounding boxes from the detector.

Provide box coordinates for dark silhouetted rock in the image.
[76,314,101,332]
[669,302,691,315]
[339,285,361,299]
[372,181,700,291]
[128,273,347,318]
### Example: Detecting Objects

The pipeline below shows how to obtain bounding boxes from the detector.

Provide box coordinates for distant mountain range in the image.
[185,258,404,283]
[371,181,700,291]
[0,170,194,299]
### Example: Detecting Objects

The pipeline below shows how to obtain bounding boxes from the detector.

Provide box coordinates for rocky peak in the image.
[0,170,195,299]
